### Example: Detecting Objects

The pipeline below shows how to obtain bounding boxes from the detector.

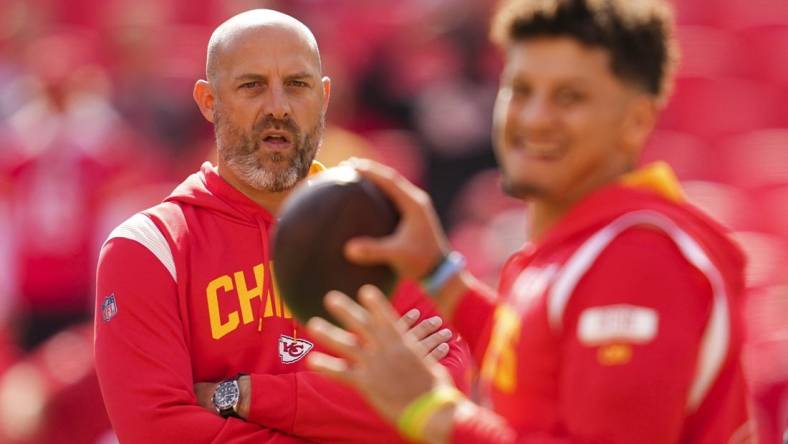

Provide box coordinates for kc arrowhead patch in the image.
[278,335,314,364]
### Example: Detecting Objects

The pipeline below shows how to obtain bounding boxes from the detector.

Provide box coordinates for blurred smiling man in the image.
[305,1,754,443]
[94,9,469,444]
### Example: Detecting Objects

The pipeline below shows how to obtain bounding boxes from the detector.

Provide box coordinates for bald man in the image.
[94,10,470,444]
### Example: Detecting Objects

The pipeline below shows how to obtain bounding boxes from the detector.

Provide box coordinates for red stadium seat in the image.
[449,207,527,287]
[658,77,784,141]
[671,0,788,28]
[364,130,426,186]
[717,129,788,188]
[741,279,788,444]
[674,26,743,78]
[669,0,716,26]
[730,231,788,289]
[148,24,213,82]
[640,130,718,181]
[735,25,788,88]
[744,285,788,341]
[753,184,788,239]
[681,180,760,232]
[714,0,788,30]
[448,168,522,224]
[450,221,498,285]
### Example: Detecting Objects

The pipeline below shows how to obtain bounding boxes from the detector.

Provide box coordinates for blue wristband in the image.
[421,251,466,296]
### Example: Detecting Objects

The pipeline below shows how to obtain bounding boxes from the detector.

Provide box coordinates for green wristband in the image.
[396,385,463,442]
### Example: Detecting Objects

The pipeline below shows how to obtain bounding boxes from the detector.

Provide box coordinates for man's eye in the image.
[511,84,531,98]
[287,80,308,87]
[240,81,261,89]
[555,89,584,105]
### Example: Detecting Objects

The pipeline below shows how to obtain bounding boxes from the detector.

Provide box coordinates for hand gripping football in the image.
[272,166,400,325]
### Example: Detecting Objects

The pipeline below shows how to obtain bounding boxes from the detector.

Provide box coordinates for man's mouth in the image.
[261,130,294,150]
[526,141,564,159]
[509,136,566,160]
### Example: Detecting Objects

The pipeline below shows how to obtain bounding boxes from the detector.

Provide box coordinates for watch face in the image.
[213,380,240,410]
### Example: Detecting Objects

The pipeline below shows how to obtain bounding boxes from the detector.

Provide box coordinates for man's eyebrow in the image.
[233,73,266,82]
[508,72,592,83]
[285,71,316,80]
[232,72,316,83]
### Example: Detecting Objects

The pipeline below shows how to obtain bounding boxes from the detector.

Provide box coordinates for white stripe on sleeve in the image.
[547,209,730,412]
[104,213,177,283]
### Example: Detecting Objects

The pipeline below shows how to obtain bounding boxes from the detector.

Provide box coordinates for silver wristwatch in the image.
[212,376,241,418]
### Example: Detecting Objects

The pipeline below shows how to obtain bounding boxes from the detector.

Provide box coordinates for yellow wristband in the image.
[396,385,463,443]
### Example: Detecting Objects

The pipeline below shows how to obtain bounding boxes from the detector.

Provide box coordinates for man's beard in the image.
[214,110,324,192]
[494,144,546,200]
[500,173,546,200]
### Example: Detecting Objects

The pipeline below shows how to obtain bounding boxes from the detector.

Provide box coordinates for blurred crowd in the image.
[0,0,785,443]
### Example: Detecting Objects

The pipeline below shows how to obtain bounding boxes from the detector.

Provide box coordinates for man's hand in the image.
[306,285,459,444]
[191,307,450,420]
[343,158,480,318]
[342,158,450,280]
[194,375,251,419]
[399,308,453,361]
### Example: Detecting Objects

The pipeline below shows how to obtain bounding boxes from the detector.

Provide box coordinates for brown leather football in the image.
[272,167,400,325]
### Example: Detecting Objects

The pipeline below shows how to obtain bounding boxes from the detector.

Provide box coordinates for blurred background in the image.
[0,0,785,442]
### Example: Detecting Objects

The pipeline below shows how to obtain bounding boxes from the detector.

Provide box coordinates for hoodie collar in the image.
[618,161,684,203]
[165,161,327,225]
[202,162,275,223]
[536,162,686,249]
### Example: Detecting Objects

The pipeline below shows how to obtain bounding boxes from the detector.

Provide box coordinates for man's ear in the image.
[194,80,216,123]
[321,76,331,115]
[623,95,658,157]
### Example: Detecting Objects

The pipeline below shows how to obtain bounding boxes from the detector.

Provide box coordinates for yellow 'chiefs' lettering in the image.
[206,262,291,340]
[481,305,521,393]
[206,275,239,340]
[235,265,264,324]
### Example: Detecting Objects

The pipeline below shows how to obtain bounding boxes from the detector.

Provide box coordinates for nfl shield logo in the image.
[102,293,118,322]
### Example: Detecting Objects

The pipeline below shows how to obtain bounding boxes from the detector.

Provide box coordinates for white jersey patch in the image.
[546,209,731,412]
[577,304,658,345]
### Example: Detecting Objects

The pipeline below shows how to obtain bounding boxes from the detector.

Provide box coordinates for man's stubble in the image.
[214,107,325,193]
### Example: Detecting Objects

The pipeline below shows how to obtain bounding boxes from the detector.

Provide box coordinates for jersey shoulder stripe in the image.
[548,209,730,412]
[105,213,177,282]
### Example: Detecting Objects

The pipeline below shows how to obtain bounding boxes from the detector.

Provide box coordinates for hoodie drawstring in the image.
[257,219,272,333]
[256,218,297,339]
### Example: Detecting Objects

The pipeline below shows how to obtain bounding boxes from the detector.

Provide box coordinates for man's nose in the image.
[517,94,555,131]
[263,84,291,119]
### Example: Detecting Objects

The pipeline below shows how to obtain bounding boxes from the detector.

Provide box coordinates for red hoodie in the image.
[450,164,753,443]
[94,162,471,444]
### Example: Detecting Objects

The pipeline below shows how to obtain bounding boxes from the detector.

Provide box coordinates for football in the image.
[272,166,400,325]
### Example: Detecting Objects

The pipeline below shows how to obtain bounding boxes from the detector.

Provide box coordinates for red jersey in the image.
[94,162,470,444]
[451,164,753,443]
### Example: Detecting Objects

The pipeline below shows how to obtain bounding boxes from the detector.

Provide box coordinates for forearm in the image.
[439,271,498,360]
[390,281,474,392]
[432,270,474,320]
[423,401,517,444]
[97,348,308,444]
[96,238,309,444]
[245,371,404,443]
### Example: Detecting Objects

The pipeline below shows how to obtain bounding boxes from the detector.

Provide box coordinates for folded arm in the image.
[95,238,309,444]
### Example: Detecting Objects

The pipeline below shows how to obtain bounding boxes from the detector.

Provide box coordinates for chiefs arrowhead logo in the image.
[278,335,314,364]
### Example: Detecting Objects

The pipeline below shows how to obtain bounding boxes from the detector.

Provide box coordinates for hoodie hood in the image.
[539,162,747,297]
[164,161,327,226]
[164,162,274,226]
[161,160,326,335]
